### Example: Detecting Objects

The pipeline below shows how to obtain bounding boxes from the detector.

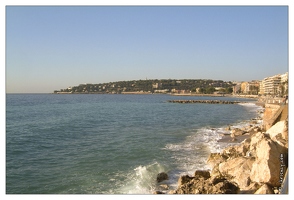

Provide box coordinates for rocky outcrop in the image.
[212,118,288,193]
[170,120,287,194]
[169,172,239,194]
[154,102,288,194]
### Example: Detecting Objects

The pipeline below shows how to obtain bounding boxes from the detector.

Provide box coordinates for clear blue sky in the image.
[6,6,288,93]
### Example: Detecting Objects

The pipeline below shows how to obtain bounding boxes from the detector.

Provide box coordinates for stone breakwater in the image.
[167,100,244,104]
[154,104,288,194]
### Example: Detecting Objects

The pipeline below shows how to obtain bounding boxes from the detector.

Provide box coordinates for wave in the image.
[116,162,168,194]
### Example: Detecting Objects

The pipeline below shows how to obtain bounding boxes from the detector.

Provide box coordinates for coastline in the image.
[154,100,288,194]
[52,92,259,100]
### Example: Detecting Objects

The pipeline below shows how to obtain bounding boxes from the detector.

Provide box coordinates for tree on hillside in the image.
[206,87,215,94]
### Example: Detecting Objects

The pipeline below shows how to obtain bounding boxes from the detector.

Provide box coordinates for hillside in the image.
[54,79,234,94]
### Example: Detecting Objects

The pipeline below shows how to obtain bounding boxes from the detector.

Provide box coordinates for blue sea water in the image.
[6,94,262,194]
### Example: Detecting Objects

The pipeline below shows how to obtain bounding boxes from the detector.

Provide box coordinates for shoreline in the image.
[52,92,259,99]
[155,100,288,194]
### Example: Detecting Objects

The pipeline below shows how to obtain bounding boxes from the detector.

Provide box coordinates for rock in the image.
[174,175,239,194]
[249,132,268,157]
[210,176,226,185]
[251,120,258,124]
[168,190,176,194]
[254,127,261,132]
[254,184,274,194]
[250,132,266,145]
[212,180,240,194]
[235,138,251,156]
[194,170,210,179]
[266,120,287,140]
[272,133,288,149]
[266,120,288,140]
[207,153,227,168]
[225,126,231,131]
[230,128,245,136]
[156,172,168,183]
[221,145,241,159]
[157,184,169,190]
[218,157,254,189]
[177,175,193,186]
[282,120,288,141]
[250,137,288,187]
[240,182,261,194]
[246,126,261,135]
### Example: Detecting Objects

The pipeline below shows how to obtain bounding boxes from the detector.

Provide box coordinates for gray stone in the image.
[156,172,168,183]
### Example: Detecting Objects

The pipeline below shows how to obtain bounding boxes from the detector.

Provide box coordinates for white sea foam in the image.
[116,162,168,194]
[238,102,264,113]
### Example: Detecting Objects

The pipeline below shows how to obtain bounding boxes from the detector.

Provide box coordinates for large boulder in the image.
[266,120,287,140]
[250,137,288,187]
[156,172,168,183]
[266,120,288,147]
[218,157,255,189]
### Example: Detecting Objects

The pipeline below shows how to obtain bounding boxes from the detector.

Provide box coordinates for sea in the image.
[6,94,263,194]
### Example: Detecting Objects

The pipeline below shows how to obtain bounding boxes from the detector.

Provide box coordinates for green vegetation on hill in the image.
[54,79,234,94]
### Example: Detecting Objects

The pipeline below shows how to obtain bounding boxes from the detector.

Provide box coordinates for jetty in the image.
[167,100,244,104]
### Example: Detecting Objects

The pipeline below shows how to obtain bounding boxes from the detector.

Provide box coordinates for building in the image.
[259,81,265,95]
[281,72,288,83]
[240,82,248,94]
[246,81,260,95]
[152,83,162,89]
[232,83,241,94]
[260,72,288,96]
[237,81,260,95]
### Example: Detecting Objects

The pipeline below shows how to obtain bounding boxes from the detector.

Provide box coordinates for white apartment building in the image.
[260,72,288,95]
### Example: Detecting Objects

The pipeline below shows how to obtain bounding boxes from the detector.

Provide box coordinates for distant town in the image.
[54,72,288,97]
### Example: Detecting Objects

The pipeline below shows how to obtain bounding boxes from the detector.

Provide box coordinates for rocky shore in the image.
[154,102,288,194]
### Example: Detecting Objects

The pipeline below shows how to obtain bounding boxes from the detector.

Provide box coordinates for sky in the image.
[5,3,289,93]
